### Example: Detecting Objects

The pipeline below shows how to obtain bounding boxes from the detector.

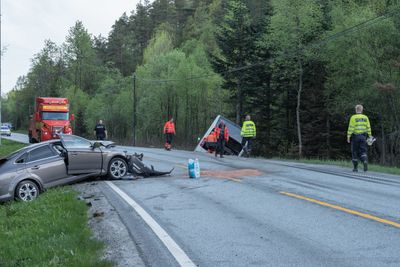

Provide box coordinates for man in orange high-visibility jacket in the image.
[163,118,176,150]
[205,131,217,153]
[214,121,229,158]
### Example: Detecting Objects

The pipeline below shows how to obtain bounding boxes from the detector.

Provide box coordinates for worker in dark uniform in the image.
[347,104,372,172]
[94,120,107,140]
[240,115,256,157]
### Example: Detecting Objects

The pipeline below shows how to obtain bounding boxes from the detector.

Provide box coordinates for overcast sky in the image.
[1,0,141,95]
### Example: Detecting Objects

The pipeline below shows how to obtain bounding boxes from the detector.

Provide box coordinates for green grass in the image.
[0,138,27,158]
[0,187,112,267]
[274,158,400,176]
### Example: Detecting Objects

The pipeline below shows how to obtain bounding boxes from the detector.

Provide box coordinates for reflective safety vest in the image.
[206,133,217,142]
[347,114,371,138]
[163,121,175,134]
[214,126,229,141]
[241,120,256,137]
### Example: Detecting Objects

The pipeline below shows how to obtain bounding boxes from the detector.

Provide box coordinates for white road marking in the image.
[105,181,197,267]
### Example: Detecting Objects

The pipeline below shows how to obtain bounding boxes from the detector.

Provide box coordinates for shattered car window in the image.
[61,135,92,149]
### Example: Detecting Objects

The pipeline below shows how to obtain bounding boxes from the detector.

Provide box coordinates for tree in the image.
[214,0,255,124]
[266,0,324,157]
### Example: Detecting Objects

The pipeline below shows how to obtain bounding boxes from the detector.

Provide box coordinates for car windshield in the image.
[42,112,69,120]
[61,135,92,149]
[1,126,9,130]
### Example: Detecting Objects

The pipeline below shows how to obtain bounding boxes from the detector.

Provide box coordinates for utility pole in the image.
[132,73,136,146]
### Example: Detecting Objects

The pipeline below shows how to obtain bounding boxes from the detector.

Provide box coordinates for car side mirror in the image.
[70,114,75,121]
[92,142,102,149]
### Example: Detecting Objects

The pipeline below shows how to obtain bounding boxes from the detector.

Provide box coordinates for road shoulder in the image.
[73,181,146,267]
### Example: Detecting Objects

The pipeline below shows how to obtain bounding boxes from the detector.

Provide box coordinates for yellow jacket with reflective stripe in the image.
[241,120,256,137]
[347,114,371,138]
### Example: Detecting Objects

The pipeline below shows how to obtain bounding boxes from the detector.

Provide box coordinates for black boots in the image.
[363,161,368,172]
[352,161,358,172]
[352,160,368,172]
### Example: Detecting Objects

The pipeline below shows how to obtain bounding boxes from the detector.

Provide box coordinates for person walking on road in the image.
[94,120,107,140]
[163,118,176,150]
[240,115,256,157]
[214,121,229,158]
[347,104,372,172]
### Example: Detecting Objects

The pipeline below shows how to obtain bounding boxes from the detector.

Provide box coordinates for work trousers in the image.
[96,134,105,140]
[241,137,253,151]
[351,134,367,164]
[216,139,225,156]
[165,133,173,145]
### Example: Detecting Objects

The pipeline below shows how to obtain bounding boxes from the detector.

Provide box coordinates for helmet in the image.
[367,136,376,146]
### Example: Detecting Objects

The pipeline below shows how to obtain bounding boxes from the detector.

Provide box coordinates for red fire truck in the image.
[28,97,74,143]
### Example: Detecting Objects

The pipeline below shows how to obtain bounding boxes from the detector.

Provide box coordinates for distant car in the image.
[0,126,11,136]
[0,134,134,202]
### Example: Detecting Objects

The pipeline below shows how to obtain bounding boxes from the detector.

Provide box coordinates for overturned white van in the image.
[195,115,243,155]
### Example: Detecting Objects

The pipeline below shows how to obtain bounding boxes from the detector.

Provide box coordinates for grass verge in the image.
[0,138,27,157]
[274,158,400,176]
[0,187,112,267]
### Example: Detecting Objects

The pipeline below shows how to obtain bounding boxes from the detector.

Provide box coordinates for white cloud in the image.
[1,0,141,95]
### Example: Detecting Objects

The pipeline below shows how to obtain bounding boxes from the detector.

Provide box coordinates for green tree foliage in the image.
[136,31,223,146]
[3,0,400,166]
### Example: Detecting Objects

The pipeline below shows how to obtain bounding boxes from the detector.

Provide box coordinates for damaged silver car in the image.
[0,135,172,202]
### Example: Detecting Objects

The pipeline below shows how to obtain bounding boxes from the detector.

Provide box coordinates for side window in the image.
[15,153,28,164]
[28,146,57,162]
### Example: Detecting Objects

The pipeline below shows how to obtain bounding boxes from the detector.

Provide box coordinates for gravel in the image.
[73,181,146,267]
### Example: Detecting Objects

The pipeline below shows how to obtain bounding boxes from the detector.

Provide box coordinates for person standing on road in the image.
[214,121,229,158]
[94,120,107,140]
[240,115,256,157]
[163,118,176,150]
[347,104,372,172]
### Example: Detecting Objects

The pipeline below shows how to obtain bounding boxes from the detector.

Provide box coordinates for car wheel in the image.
[15,180,40,201]
[108,158,128,179]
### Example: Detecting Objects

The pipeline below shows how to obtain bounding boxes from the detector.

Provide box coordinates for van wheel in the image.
[15,180,40,201]
[108,158,128,179]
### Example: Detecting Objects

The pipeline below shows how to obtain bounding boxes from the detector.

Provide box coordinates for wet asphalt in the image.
[5,134,399,266]
[108,146,400,267]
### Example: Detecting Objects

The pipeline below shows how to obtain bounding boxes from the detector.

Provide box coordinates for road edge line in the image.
[105,181,196,267]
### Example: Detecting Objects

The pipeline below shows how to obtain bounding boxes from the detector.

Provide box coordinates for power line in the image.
[135,9,398,84]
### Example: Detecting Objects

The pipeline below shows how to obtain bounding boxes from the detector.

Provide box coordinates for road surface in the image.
[5,134,400,266]
[104,146,400,267]
[2,132,30,144]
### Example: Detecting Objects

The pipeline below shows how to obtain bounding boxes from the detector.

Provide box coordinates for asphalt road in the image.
[1,132,30,144]
[5,134,400,266]
[106,146,400,267]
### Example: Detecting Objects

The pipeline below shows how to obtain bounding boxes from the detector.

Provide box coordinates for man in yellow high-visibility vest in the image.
[347,104,372,172]
[240,115,256,157]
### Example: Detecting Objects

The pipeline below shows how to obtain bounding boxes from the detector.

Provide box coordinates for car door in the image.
[26,144,68,187]
[60,135,102,174]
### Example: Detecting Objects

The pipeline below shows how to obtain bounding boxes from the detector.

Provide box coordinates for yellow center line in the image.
[280,191,400,229]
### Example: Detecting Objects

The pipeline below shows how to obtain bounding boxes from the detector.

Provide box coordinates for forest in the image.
[2,0,400,165]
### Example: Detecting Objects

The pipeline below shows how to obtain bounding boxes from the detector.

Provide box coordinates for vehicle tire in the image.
[15,180,40,202]
[108,158,128,179]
